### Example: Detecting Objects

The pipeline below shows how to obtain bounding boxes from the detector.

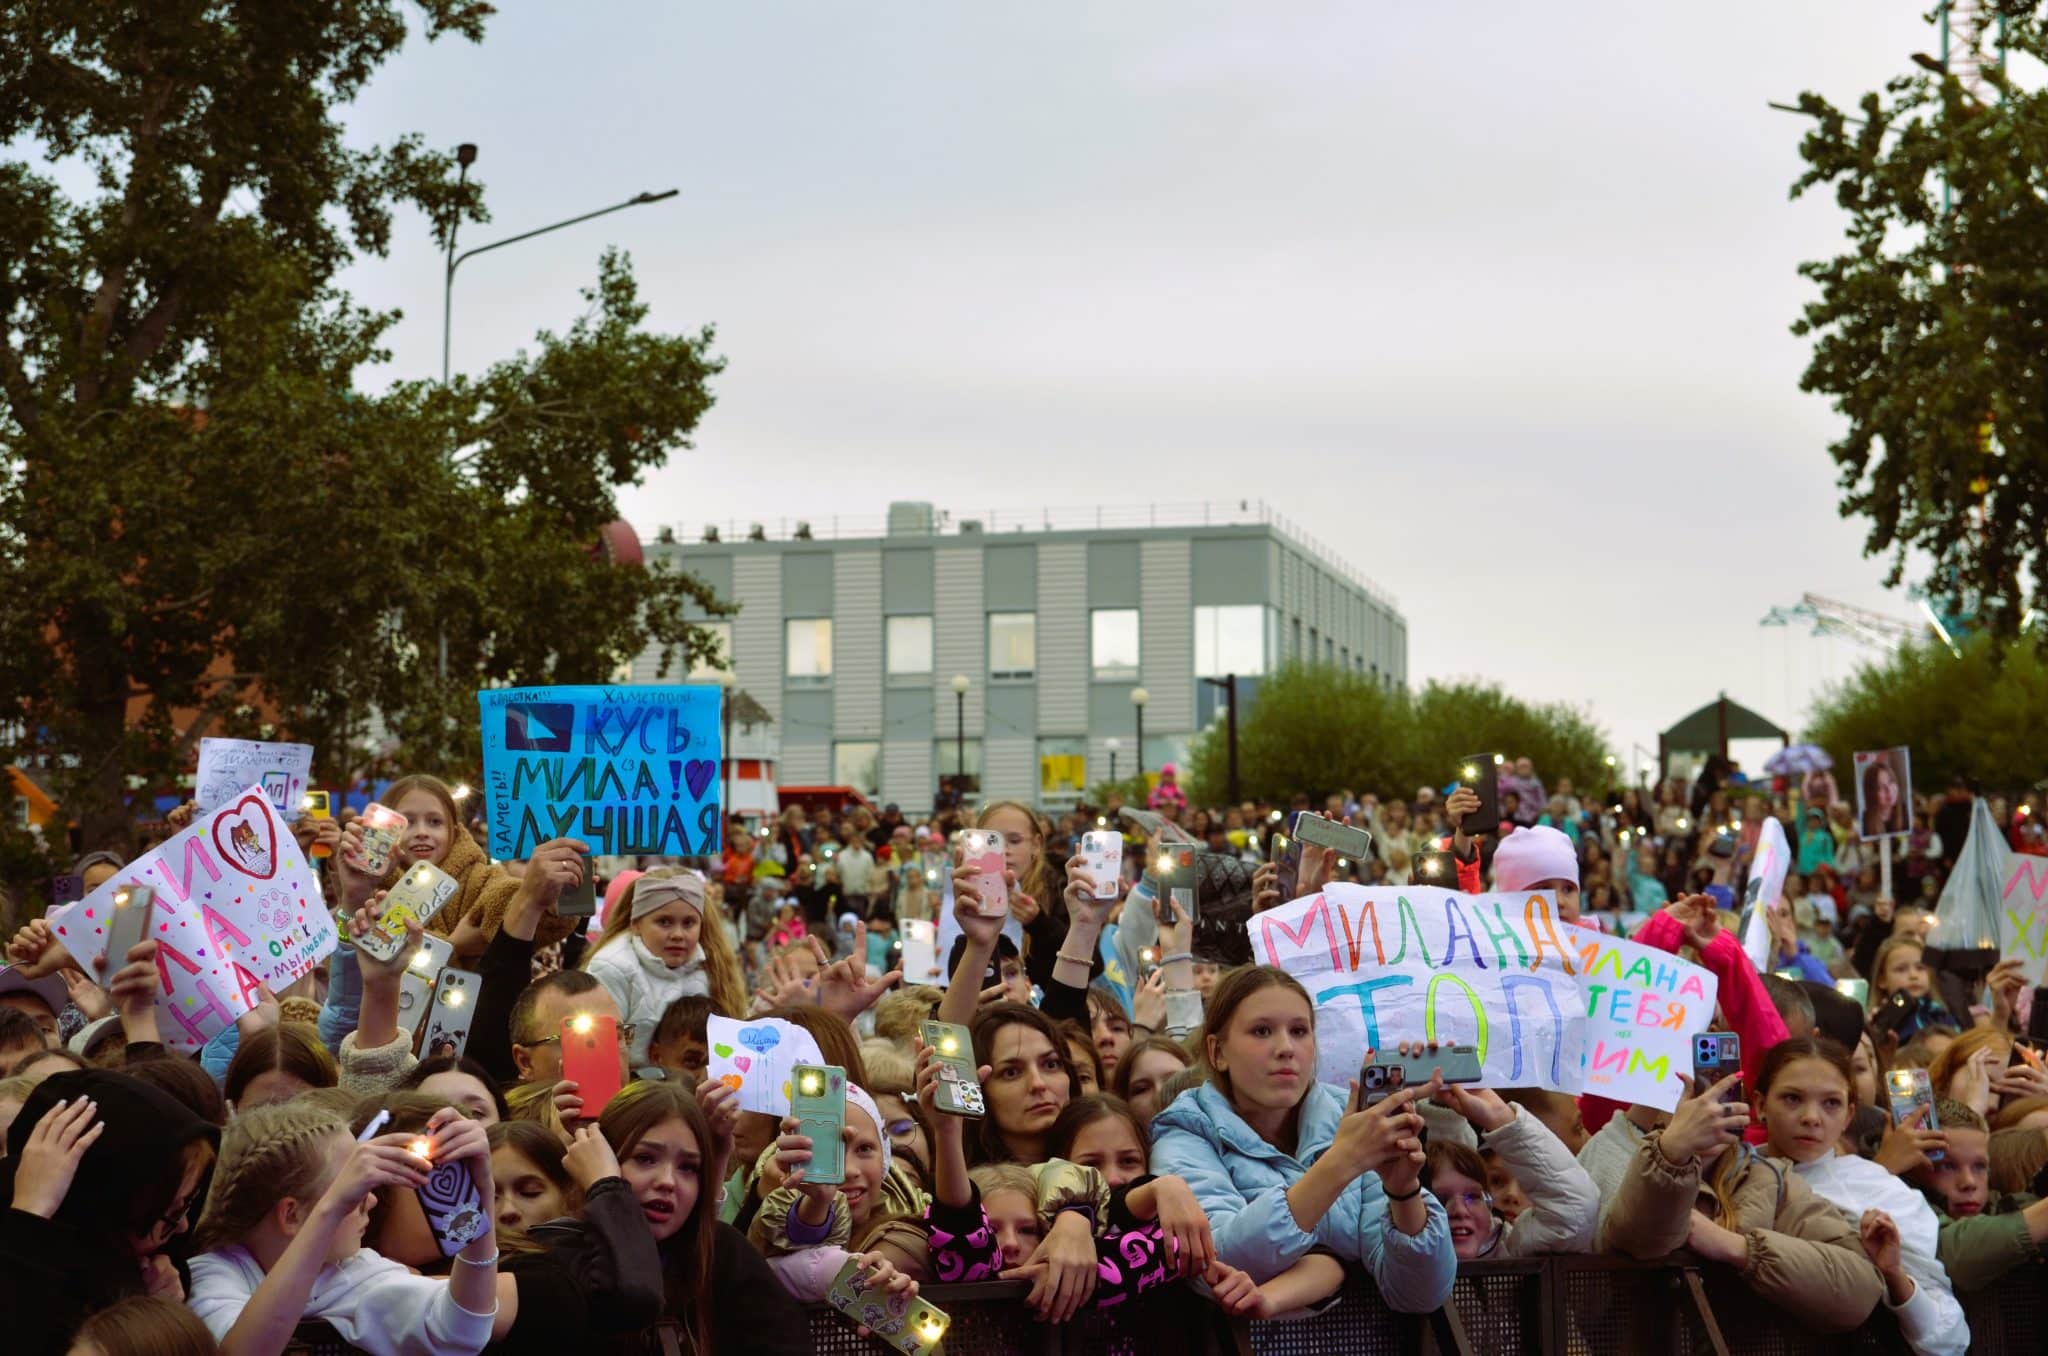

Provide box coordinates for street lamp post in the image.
[439,143,680,385]
[950,674,970,801]
[1131,688,1150,786]
[1105,737,1120,787]
[715,670,736,834]
[1202,674,1240,804]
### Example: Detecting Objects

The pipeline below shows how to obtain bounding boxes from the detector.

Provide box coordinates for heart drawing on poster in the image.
[684,759,716,800]
[212,795,279,880]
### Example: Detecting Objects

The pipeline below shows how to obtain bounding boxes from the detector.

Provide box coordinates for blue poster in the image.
[478,684,723,860]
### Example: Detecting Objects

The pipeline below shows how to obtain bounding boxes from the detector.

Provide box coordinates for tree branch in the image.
[0,334,37,435]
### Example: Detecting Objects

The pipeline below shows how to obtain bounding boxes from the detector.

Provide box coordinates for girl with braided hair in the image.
[186,1101,500,1356]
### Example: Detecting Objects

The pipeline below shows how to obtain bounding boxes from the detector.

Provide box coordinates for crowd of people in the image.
[1,756,2045,1356]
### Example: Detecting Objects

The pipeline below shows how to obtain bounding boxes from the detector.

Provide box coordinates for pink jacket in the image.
[1579,910,1789,1134]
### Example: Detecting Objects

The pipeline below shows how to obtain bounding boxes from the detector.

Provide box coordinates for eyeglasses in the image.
[1442,1190,1494,1213]
[520,1023,638,1049]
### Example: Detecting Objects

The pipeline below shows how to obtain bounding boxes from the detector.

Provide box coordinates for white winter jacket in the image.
[586,932,710,1066]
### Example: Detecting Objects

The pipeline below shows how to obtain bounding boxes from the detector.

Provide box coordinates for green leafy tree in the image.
[0,3,727,879]
[1790,1,2048,639]
[1182,664,1612,807]
[1807,636,2048,793]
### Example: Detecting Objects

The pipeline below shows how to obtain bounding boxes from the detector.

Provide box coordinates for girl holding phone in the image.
[1148,966,1457,1312]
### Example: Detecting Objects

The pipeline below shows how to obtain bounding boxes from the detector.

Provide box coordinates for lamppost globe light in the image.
[1105,737,1120,752]
[713,668,735,687]
[951,674,970,695]
[1131,687,1149,708]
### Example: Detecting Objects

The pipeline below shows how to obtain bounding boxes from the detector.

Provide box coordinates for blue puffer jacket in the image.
[1149,1079,1456,1311]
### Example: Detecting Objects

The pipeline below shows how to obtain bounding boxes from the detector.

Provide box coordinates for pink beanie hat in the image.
[1492,826,1579,892]
[598,869,644,929]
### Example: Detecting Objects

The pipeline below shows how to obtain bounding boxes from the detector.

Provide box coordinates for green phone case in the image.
[791,1063,846,1185]
[921,1021,985,1119]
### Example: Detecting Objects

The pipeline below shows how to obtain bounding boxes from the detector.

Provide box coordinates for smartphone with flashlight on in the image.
[406,1135,489,1258]
[1154,843,1198,925]
[791,1063,848,1185]
[560,1012,624,1117]
[1076,829,1123,901]
[419,969,479,1060]
[99,885,156,984]
[920,1020,985,1118]
[303,791,333,859]
[1458,754,1502,835]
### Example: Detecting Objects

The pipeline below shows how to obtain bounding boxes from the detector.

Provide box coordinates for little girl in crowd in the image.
[584,869,746,1067]
[186,1102,501,1356]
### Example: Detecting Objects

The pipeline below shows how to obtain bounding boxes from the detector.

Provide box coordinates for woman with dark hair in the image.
[1,1070,218,1355]
[533,1080,804,1355]
[967,1003,1078,1166]
[1149,966,1456,1311]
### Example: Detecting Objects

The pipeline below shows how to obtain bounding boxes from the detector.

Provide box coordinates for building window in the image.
[935,737,983,805]
[1090,609,1140,680]
[785,619,832,683]
[1196,605,1268,678]
[988,612,1036,680]
[686,622,734,681]
[885,615,933,677]
[1039,738,1087,804]
[834,742,881,798]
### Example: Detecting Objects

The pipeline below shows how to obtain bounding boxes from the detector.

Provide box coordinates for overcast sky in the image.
[337,2,1950,779]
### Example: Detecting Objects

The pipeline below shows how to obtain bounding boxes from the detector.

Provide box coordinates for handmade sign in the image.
[478,684,723,861]
[195,738,314,821]
[2002,854,2048,985]
[46,786,336,1050]
[1572,929,1718,1111]
[707,1014,825,1116]
[1255,884,1587,1095]
[1852,747,1912,841]
[1739,817,1791,972]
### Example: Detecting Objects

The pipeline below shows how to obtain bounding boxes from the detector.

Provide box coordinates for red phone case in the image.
[561,1013,624,1117]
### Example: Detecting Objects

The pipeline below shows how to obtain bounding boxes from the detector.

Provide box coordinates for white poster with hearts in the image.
[46,785,337,1050]
[706,1014,825,1116]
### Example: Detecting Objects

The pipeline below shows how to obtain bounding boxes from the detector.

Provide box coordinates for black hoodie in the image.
[1,1068,218,1356]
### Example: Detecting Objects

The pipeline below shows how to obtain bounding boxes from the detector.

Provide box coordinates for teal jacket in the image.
[1150,1079,1456,1311]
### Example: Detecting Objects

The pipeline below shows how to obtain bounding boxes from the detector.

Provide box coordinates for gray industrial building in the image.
[629,502,1405,813]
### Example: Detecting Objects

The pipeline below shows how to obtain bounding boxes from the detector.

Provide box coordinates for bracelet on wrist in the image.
[1055,951,1095,968]
[1159,951,1194,965]
[455,1250,500,1268]
[1384,1184,1422,1202]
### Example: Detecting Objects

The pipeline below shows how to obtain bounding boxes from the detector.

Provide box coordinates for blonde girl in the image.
[187,1102,500,1356]
[971,801,1063,986]
[584,869,745,1066]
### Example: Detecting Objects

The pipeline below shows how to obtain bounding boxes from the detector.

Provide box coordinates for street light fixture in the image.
[950,675,970,802]
[714,669,736,828]
[1130,688,1150,785]
[440,142,680,384]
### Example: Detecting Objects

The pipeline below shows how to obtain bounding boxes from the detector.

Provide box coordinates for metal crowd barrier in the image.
[282,1252,2047,1356]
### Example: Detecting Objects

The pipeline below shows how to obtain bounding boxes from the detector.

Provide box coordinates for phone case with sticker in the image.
[826,1256,950,1355]
[419,1153,490,1258]
[921,1021,985,1119]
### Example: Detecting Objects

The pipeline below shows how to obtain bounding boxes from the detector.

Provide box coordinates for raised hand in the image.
[1132,969,1167,1034]
[1872,1104,1948,1176]
[5,918,74,980]
[1251,860,1282,913]
[563,1123,623,1191]
[951,870,1007,949]
[59,966,113,1022]
[10,1096,105,1218]
[1664,894,1723,950]
[1658,1075,1750,1165]
[815,923,900,1021]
